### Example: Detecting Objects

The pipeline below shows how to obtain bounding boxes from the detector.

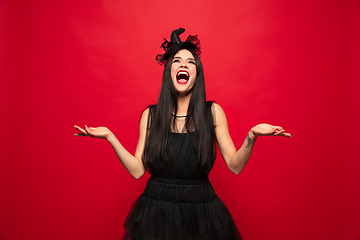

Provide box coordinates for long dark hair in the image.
[143,48,216,174]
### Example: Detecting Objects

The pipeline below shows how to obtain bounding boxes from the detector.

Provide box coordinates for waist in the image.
[150,176,210,185]
[143,176,216,203]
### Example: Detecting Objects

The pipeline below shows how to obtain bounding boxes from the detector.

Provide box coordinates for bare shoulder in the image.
[139,108,150,130]
[211,103,227,127]
[141,107,150,118]
[212,102,225,114]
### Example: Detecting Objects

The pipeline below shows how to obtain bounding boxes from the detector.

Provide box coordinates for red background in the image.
[1,0,360,239]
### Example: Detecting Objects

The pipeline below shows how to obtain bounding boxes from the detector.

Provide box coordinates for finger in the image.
[85,125,98,137]
[274,131,284,136]
[273,128,282,133]
[274,129,286,136]
[272,127,282,134]
[275,126,284,131]
[74,125,87,134]
[279,132,292,138]
[74,130,89,136]
[74,133,87,137]
[84,126,95,137]
[74,125,83,131]
[285,133,292,138]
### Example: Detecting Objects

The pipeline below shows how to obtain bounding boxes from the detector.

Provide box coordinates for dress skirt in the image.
[122,177,242,240]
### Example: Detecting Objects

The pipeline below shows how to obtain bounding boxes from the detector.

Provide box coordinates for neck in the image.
[175,92,192,116]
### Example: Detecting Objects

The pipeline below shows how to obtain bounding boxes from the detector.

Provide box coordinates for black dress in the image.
[122,105,242,240]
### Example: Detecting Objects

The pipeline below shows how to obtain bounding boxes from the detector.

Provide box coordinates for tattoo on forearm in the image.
[246,133,251,148]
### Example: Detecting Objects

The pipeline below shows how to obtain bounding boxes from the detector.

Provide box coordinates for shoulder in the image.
[206,101,223,114]
[210,103,227,127]
[141,107,150,118]
[139,108,149,124]
[211,102,226,117]
[139,107,152,131]
[141,104,157,119]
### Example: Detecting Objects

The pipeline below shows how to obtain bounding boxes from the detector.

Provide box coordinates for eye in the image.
[189,60,196,65]
[173,59,180,63]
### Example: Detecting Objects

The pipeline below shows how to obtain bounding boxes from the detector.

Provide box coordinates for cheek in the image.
[170,69,176,79]
[171,71,176,82]
[171,65,178,77]
[192,68,197,80]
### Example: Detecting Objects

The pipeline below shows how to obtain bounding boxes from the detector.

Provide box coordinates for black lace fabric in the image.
[156,34,202,65]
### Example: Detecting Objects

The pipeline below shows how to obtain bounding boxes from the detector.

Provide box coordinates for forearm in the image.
[107,133,145,179]
[228,131,257,175]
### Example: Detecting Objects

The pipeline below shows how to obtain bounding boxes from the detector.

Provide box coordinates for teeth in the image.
[177,71,188,77]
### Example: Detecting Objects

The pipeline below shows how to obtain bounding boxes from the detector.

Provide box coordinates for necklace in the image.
[171,113,188,118]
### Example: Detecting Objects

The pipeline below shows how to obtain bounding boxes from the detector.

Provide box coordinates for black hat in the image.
[156,28,201,65]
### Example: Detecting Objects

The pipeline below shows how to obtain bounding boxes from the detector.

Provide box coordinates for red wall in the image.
[1,0,359,239]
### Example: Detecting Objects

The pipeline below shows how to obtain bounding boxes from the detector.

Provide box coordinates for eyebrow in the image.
[174,56,196,61]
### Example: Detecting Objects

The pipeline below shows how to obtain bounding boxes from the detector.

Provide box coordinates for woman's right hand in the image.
[74,125,112,140]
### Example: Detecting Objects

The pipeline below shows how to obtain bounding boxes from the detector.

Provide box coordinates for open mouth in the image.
[176,70,189,84]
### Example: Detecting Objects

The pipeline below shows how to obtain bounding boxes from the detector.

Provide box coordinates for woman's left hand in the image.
[250,124,292,138]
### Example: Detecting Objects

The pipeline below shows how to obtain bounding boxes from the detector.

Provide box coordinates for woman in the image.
[74,28,291,240]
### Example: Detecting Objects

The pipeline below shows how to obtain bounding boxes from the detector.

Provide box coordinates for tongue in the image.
[177,79,188,84]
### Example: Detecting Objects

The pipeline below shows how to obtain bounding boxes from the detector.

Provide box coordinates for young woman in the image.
[74,28,291,240]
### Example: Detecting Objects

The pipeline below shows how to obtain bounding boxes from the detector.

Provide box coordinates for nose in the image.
[180,63,188,68]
